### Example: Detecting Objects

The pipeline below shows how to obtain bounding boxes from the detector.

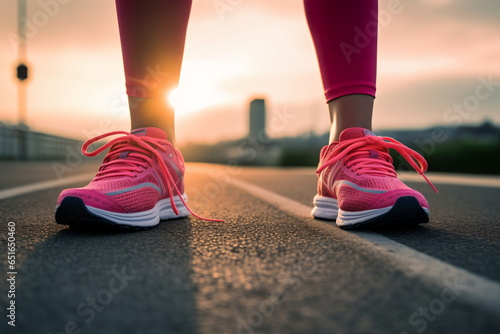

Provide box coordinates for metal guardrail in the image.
[0,126,83,160]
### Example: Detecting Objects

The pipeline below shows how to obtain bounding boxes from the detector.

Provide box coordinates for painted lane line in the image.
[2,168,500,313]
[0,173,95,201]
[229,177,500,315]
[188,164,500,188]
[398,172,500,188]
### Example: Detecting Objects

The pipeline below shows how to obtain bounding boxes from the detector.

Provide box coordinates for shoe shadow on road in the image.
[14,217,198,334]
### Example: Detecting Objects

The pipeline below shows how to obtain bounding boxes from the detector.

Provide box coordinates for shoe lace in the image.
[317,135,438,193]
[81,130,224,222]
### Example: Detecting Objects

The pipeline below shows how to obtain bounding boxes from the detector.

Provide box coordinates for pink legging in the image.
[115,0,377,102]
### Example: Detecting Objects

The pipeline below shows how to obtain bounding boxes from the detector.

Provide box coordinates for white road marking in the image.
[0,173,95,201]
[2,167,500,314]
[188,163,500,188]
[229,177,500,315]
[398,172,500,188]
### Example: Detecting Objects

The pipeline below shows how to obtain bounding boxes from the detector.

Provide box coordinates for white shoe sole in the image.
[55,194,189,228]
[311,195,429,229]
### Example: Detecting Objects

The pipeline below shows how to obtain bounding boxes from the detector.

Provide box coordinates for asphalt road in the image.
[0,161,499,334]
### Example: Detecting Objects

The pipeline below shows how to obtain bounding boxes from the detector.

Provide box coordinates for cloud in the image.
[376,75,500,129]
[420,0,500,22]
[380,0,500,23]
[1,0,499,142]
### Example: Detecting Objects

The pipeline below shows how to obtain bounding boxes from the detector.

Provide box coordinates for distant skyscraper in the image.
[249,98,266,139]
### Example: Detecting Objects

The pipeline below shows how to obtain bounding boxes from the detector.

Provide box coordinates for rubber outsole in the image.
[339,196,429,230]
[55,197,156,230]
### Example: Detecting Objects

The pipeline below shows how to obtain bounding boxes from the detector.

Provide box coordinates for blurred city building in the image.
[249,98,266,140]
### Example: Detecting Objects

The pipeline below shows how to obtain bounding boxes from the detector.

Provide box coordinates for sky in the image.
[0,0,499,144]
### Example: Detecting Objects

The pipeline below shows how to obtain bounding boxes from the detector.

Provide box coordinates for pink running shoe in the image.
[312,127,437,229]
[55,127,218,229]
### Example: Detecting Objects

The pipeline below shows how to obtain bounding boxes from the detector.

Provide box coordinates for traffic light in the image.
[17,63,28,81]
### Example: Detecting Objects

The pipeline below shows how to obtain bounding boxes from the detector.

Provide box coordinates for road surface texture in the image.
[1,161,499,334]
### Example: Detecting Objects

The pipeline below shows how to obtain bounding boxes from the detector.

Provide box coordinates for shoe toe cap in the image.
[337,186,429,211]
[57,188,126,213]
[374,188,429,210]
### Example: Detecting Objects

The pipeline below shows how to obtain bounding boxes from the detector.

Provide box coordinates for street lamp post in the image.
[16,0,28,159]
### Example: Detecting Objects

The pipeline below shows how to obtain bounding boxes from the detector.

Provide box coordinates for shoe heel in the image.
[311,195,339,220]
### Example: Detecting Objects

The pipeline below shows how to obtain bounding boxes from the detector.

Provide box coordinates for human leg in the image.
[55,0,221,228]
[304,0,436,229]
[304,0,377,142]
[115,0,192,144]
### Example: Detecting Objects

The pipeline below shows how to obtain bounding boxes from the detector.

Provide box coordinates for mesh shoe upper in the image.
[316,128,437,212]
[57,127,186,214]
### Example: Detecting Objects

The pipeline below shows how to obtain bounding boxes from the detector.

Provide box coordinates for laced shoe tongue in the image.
[339,127,375,141]
[131,127,168,140]
[120,127,168,158]
[338,127,390,174]
[100,128,167,178]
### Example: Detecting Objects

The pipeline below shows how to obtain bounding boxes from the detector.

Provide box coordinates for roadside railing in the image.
[0,125,83,160]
